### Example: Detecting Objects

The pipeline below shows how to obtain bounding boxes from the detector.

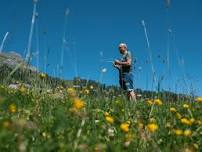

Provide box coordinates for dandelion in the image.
[170,107,177,113]
[120,123,130,133]
[184,129,192,137]
[8,103,17,113]
[176,112,182,119]
[147,100,153,105]
[183,104,190,109]
[190,118,195,124]
[181,118,192,126]
[19,85,27,94]
[73,98,85,110]
[2,120,11,128]
[146,123,158,133]
[67,88,77,97]
[173,129,183,136]
[154,99,162,106]
[104,112,110,116]
[39,73,47,79]
[105,116,114,124]
[195,97,202,103]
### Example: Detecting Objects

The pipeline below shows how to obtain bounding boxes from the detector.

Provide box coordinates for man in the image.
[113,43,136,101]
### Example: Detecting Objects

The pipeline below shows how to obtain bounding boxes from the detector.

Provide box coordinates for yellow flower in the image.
[195,97,202,103]
[184,129,192,137]
[181,118,192,126]
[176,112,182,119]
[173,129,183,136]
[67,88,77,97]
[154,99,162,106]
[105,116,114,124]
[39,73,47,79]
[104,112,110,117]
[8,103,17,113]
[170,107,177,113]
[2,121,11,128]
[146,123,158,133]
[183,104,190,109]
[190,118,195,124]
[19,86,27,94]
[73,98,85,110]
[120,123,130,133]
[147,100,153,105]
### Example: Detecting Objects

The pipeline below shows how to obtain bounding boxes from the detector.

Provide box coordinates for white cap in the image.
[119,43,127,49]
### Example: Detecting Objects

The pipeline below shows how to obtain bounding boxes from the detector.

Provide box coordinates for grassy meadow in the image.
[0,77,201,152]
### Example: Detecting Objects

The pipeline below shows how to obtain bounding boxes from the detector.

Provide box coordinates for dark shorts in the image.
[119,72,134,92]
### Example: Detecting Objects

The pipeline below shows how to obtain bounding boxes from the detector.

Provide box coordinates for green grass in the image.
[0,84,201,152]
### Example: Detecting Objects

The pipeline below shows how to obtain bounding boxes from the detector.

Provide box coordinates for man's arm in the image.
[115,58,131,66]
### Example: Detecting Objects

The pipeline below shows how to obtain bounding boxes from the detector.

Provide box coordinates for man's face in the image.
[119,46,126,55]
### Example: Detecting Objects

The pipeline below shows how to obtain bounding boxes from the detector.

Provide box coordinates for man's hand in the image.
[113,62,121,70]
[114,59,121,65]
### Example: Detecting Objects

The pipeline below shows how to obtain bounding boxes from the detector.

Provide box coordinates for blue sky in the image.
[0,0,202,95]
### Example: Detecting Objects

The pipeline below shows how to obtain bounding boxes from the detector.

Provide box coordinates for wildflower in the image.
[170,107,177,113]
[190,118,195,124]
[2,120,11,128]
[73,98,85,110]
[84,89,90,95]
[176,112,182,119]
[173,129,183,136]
[108,127,115,137]
[90,85,94,90]
[195,97,202,103]
[196,120,202,125]
[19,85,27,94]
[120,123,130,133]
[146,123,158,133]
[154,99,162,106]
[184,129,192,137]
[183,104,190,109]
[39,73,47,79]
[104,112,110,116]
[67,88,77,97]
[105,116,114,124]
[181,118,193,126]
[147,100,153,105]
[8,103,17,113]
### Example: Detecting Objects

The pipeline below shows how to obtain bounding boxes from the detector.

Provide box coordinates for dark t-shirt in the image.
[120,51,133,73]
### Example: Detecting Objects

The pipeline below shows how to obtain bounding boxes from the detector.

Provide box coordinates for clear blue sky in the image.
[0,0,202,95]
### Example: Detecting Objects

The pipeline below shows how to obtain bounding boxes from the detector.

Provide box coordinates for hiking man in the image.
[113,43,136,101]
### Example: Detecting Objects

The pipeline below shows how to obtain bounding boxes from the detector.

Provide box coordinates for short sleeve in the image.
[126,51,132,60]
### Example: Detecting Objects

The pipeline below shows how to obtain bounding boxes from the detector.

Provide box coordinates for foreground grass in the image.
[0,84,201,152]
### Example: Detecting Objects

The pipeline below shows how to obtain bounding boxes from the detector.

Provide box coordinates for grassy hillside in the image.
[0,52,201,151]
